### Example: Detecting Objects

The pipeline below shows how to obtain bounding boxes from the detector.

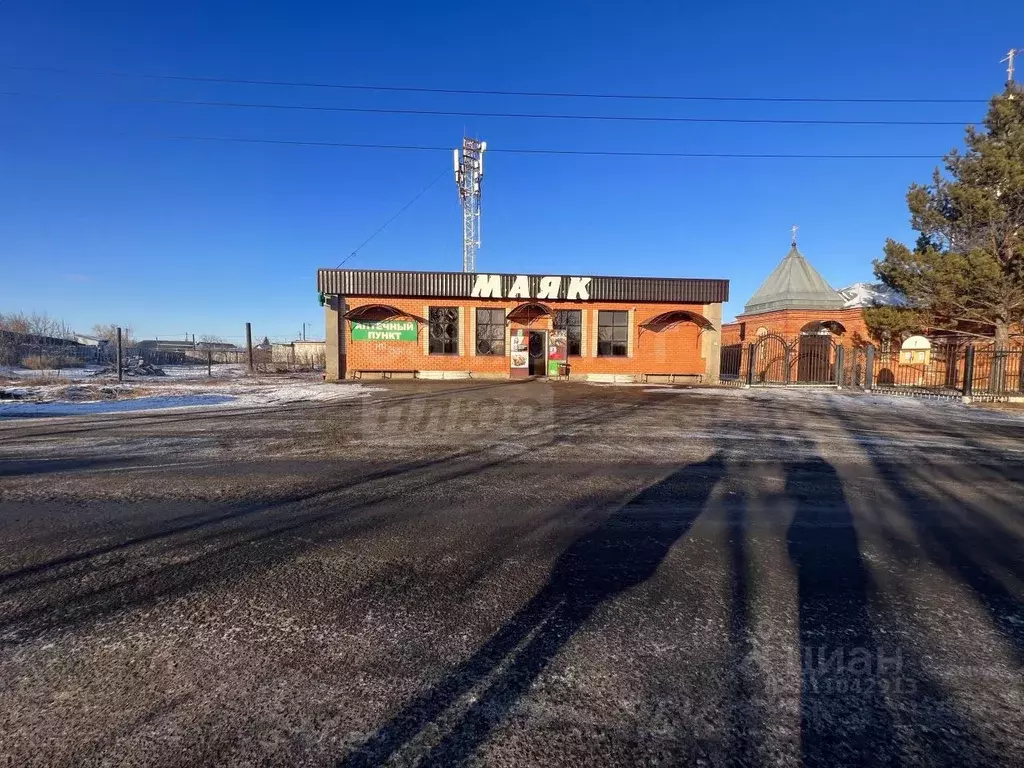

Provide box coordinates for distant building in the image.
[195,341,239,351]
[721,242,884,346]
[136,340,196,353]
[73,333,111,347]
[271,340,326,368]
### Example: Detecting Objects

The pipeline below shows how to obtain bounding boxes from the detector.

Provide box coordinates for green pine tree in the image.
[867,83,1024,351]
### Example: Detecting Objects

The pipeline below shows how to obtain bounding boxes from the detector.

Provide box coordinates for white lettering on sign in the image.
[567,276,592,300]
[536,276,561,299]
[469,274,592,300]
[470,274,502,298]
[507,275,531,299]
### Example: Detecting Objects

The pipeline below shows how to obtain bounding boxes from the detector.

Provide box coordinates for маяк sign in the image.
[470,274,592,301]
[351,320,418,341]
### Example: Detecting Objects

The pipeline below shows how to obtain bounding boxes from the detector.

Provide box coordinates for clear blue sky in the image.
[2,0,1022,341]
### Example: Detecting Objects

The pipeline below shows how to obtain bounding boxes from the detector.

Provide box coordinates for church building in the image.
[721,237,874,347]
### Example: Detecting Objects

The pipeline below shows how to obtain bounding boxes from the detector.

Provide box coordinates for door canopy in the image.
[343,304,427,323]
[641,310,715,331]
[506,302,553,324]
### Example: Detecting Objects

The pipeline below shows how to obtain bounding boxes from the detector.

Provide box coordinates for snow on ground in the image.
[156,364,248,379]
[0,374,383,418]
[0,363,247,381]
[0,365,104,380]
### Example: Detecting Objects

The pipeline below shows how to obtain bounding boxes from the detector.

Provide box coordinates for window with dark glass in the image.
[428,307,459,354]
[475,308,505,356]
[597,310,629,356]
[553,309,582,356]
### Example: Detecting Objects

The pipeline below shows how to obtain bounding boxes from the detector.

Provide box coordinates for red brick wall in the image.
[721,307,872,346]
[334,297,715,379]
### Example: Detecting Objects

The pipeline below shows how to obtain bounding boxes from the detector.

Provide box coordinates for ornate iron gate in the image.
[748,333,839,385]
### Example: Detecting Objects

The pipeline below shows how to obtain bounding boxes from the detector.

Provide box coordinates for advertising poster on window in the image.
[548,329,567,376]
[510,329,529,369]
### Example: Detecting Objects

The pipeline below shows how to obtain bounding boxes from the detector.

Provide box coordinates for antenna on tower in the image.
[1002,48,1022,84]
[454,137,486,273]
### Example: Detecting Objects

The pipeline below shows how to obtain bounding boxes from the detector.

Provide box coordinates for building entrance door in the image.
[528,331,548,377]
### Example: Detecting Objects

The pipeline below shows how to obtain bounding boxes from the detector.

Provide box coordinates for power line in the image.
[337,169,448,267]
[0,90,979,126]
[156,134,944,160]
[1,63,990,104]
[3,128,944,158]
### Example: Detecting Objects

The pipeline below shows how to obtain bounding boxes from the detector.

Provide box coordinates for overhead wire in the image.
[0,90,980,126]
[0,63,990,104]
[151,133,945,159]
[337,168,449,267]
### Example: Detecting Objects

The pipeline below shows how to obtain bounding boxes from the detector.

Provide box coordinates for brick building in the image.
[317,269,729,382]
[721,242,872,347]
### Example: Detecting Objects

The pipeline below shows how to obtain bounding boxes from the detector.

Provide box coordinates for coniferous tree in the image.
[868,83,1024,351]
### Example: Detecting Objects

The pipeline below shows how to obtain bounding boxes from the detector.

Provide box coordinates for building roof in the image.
[317,269,729,305]
[742,245,845,315]
[837,282,908,309]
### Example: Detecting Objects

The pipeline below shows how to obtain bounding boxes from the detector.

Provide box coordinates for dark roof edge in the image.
[318,267,729,283]
[317,269,729,304]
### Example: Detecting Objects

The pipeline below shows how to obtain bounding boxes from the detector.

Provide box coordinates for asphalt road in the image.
[1,381,1023,767]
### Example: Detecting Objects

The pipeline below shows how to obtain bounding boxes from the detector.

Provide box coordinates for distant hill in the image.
[837,282,908,309]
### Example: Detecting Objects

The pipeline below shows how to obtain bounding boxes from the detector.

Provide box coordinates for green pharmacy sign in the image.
[351,320,418,341]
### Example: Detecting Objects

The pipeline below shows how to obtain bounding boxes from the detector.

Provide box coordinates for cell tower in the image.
[454,137,486,273]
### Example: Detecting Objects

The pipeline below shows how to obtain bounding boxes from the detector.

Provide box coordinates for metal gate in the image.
[794,334,836,383]
[748,333,839,386]
[720,343,743,379]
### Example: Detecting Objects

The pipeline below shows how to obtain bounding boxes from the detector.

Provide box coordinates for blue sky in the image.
[1,0,1021,341]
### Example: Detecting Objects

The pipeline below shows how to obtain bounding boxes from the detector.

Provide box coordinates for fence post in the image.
[208,349,213,378]
[864,345,875,390]
[963,344,976,397]
[784,341,792,385]
[745,343,756,386]
[1019,348,1024,394]
[116,327,123,383]
[246,322,254,374]
[835,345,845,387]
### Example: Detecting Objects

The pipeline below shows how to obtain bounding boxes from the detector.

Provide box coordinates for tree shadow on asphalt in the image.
[816,402,1017,765]
[0,400,650,640]
[338,452,728,767]
[0,456,141,477]
[0,395,621,586]
[831,405,1024,666]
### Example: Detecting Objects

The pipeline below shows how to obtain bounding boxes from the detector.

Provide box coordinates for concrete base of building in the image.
[416,370,473,380]
[584,373,640,384]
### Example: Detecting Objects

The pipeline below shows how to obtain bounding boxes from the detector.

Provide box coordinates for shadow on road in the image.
[339,452,727,767]
[786,456,896,768]
[832,406,1024,666]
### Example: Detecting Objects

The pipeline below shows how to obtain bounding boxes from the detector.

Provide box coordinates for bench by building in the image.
[317,269,729,383]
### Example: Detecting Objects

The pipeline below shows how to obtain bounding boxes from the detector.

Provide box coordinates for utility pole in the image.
[454,137,486,273]
[1002,48,1022,84]
[116,326,123,383]
[246,322,254,373]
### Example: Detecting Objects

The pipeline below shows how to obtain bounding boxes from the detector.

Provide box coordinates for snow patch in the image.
[837,282,908,309]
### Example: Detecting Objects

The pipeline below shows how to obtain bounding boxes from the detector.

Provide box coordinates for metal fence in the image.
[870,341,966,397]
[718,337,1024,399]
